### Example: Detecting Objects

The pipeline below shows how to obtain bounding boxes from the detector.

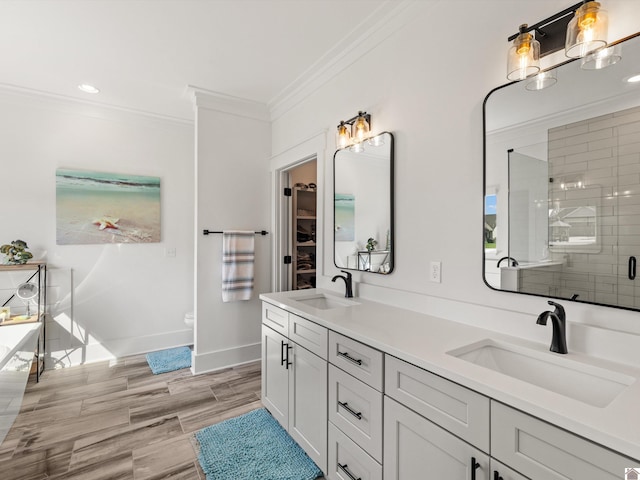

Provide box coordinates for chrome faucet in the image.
[536,300,568,354]
[331,270,353,298]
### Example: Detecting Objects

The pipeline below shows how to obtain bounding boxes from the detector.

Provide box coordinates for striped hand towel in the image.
[222,231,255,302]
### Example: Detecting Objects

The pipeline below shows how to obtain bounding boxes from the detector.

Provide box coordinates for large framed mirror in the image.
[484,32,640,311]
[334,131,394,274]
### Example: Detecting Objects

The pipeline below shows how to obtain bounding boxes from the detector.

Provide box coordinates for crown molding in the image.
[268,0,422,121]
[0,82,194,126]
[188,86,270,122]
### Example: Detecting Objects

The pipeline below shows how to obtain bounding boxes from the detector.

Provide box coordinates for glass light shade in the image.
[336,122,351,148]
[350,142,365,153]
[507,29,540,81]
[367,134,385,147]
[525,69,558,91]
[580,43,621,69]
[352,113,370,143]
[565,1,608,58]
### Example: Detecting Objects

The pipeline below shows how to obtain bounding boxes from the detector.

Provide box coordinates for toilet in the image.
[184,312,194,329]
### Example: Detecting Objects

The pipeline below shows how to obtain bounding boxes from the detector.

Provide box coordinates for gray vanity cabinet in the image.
[261,304,328,473]
[260,296,640,480]
[384,355,491,480]
[384,396,490,479]
[491,402,637,479]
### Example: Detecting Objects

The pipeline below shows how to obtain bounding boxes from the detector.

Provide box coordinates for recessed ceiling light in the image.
[628,74,640,83]
[78,84,100,94]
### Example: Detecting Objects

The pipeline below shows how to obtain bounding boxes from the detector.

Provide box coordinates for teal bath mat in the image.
[145,346,192,374]
[193,408,322,480]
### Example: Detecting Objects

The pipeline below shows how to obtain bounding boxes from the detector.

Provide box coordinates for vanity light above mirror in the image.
[336,111,371,149]
[506,1,614,87]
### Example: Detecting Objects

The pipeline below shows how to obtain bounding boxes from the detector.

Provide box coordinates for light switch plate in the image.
[430,261,441,283]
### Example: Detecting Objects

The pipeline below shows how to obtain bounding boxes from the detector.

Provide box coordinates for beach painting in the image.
[335,193,355,241]
[56,168,161,245]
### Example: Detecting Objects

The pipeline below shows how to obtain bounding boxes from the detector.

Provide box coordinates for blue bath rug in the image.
[193,408,322,480]
[145,346,192,374]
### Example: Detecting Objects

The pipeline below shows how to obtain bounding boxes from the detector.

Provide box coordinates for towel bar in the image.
[203,230,268,236]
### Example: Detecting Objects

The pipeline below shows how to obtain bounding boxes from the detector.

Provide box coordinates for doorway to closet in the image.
[286,159,317,291]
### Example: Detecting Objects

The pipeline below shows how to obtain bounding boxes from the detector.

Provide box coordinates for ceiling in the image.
[0,0,388,121]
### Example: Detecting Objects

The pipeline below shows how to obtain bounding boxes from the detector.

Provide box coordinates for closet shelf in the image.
[293,187,316,290]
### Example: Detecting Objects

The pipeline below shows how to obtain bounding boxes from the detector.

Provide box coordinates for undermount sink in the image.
[447,339,635,408]
[294,293,358,310]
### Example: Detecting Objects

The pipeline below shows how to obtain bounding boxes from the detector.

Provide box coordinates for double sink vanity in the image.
[260,289,640,480]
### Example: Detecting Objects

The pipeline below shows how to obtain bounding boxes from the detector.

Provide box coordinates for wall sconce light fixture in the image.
[507,1,611,81]
[336,111,371,148]
[565,1,608,58]
[507,24,540,81]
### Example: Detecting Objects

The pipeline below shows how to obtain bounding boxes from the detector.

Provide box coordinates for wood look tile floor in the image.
[0,355,263,480]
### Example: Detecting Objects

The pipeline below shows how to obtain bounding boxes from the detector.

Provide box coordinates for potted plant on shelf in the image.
[366,237,378,252]
[0,240,33,265]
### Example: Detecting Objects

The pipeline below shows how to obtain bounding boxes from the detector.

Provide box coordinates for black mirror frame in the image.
[333,131,395,275]
[482,33,640,313]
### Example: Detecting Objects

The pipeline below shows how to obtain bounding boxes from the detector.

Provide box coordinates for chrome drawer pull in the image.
[338,463,361,480]
[337,350,362,365]
[338,401,362,420]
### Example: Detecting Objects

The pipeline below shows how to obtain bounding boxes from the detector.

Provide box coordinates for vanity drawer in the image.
[328,422,382,480]
[289,314,327,360]
[262,302,289,337]
[384,354,490,452]
[329,331,384,391]
[491,402,638,480]
[329,364,383,462]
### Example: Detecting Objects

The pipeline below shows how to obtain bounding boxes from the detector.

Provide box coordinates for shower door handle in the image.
[629,256,636,280]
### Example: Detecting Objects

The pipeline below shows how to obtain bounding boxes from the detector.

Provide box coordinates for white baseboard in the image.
[192,342,261,375]
[45,328,194,369]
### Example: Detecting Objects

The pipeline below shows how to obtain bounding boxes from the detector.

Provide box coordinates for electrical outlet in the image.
[430,261,441,283]
[165,247,176,257]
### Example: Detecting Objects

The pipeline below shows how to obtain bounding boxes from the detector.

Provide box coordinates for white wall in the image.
[0,89,194,367]
[271,0,640,364]
[193,90,271,373]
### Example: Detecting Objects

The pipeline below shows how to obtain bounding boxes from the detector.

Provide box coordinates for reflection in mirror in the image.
[334,132,394,274]
[484,32,640,311]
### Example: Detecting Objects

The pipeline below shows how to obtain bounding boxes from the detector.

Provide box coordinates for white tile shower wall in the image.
[523,106,640,307]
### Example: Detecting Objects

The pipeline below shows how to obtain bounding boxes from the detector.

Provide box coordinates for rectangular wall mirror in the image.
[334,131,394,274]
[484,32,640,311]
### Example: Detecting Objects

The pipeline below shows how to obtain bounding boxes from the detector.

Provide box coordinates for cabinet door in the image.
[289,342,328,473]
[384,396,490,480]
[491,401,638,480]
[490,460,529,480]
[261,325,289,429]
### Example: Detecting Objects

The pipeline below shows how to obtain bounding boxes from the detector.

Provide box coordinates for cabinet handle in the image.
[337,350,363,365]
[493,472,503,480]
[285,343,292,370]
[337,463,361,480]
[337,401,362,420]
[471,457,480,480]
[280,340,286,366]
[629,256,636,280]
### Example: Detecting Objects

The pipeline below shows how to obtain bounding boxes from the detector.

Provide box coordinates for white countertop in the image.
[260,288,640,461]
